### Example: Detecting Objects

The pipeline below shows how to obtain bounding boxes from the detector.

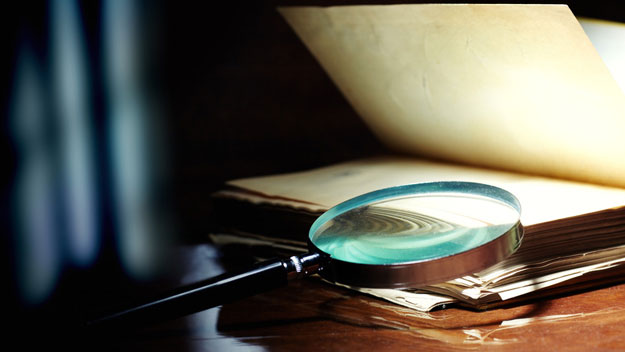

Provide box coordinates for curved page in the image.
[279,4,625,188]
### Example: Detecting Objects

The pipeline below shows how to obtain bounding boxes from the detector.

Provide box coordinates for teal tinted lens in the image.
[309,182,521,265]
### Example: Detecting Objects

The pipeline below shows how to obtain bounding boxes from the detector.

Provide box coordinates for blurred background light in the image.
[51,0,100,268]
[9,39,61,306]
[104,0,167,280]
[6,0,170,311]
[579,18,625,93]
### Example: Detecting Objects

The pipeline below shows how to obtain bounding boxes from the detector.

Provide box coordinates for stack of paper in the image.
[212,157,625,311]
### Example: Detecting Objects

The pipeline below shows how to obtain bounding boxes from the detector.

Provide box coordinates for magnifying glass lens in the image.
[311,189,520,265]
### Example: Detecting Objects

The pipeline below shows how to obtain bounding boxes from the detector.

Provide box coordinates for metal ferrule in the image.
[285,253,322,280]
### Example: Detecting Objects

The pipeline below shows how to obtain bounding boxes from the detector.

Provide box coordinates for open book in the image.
[210,4,625,311]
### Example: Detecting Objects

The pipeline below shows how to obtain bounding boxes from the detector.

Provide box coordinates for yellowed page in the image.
[279,4,625,188]
[227,156,625,226]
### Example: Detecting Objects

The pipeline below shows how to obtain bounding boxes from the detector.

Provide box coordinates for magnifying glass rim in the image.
[308,181,524,288]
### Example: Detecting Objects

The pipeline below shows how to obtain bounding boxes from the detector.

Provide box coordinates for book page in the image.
[227,156,625,226]
[279,4,625,188]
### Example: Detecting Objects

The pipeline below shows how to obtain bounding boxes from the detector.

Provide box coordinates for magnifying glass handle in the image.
[87,252,323,331]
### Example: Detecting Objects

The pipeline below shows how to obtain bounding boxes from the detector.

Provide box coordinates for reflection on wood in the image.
[97,244,625,351]
[211,278,625,351]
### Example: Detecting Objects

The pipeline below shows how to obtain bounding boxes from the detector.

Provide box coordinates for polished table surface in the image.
[93,243,625,351]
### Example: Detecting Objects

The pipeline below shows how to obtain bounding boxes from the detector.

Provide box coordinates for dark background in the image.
[2,0,624,346]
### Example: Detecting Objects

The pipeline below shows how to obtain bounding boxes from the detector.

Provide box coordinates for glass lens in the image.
[309,183,520,265]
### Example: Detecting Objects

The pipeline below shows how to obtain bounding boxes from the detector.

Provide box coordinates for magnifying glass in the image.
[89,181,522,330]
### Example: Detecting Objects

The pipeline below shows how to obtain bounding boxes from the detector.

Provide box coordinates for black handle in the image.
[87,252,322,331]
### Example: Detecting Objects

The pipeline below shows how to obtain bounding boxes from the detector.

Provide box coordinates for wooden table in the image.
[94,243,625,351]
